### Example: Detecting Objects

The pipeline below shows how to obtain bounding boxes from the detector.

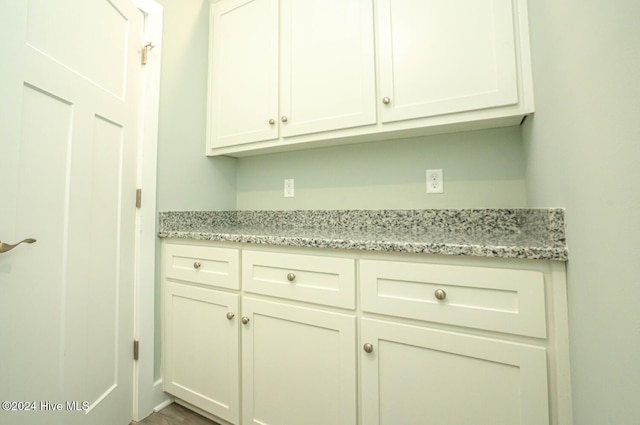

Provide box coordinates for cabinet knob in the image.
[434,289,447,301]
[241,316,250,325]
[363,343,374,353]
[286,272,296,282]
[226,312,235,320]
[193,261,202,270]
[382,97,391,105]
[281,115,288,123]
[268,118,275,125]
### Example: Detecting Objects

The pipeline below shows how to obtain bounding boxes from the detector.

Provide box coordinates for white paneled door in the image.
[0,1,145,424]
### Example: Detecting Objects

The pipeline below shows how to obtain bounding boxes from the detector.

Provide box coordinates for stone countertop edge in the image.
[157,209,568,262]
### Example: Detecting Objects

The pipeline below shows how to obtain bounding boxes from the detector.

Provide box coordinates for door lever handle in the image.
[0,238,37,253]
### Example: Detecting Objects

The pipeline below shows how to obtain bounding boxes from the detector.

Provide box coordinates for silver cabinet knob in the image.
[193,261,202,270]
[363,343,374,353]
[241,316,250,325]
[226,312,235,320]
[382,97,391,105]
[286,272,296,282]
[434,289,447,300]
[268,118,275,125]
[281,115,288,122]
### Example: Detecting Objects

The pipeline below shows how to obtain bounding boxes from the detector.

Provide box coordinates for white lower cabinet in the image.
[241,297,357,425]
[360,318,549,425]
[163,281,240,424]
[358,258,566,425]
[162,241,571,425]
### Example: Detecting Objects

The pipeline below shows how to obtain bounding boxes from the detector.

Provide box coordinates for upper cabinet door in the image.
[377,0,519,123]
[279,0,376,137]
[208,0,279,148]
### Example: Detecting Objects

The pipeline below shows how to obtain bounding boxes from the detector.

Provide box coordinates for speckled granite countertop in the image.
[158,209,567,261]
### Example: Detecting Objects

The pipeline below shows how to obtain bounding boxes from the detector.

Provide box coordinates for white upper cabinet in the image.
[279,0,376,137]
[208,0,279,148]
[207,0,376,150]
[207,0,533,156]
[377,0,521,123]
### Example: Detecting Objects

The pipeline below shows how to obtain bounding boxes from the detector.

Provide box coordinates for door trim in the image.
[132,0,167,421]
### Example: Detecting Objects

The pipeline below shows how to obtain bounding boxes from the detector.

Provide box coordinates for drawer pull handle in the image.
[241,316,250,325]
[363,343,374,353]
[434,289,447,301]
[193,261,202,270]
[286,272,296,282]
[226,312,235,320]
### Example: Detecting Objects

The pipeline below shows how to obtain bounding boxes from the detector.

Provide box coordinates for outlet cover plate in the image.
[426,169,443,194]
[284,179,295,197]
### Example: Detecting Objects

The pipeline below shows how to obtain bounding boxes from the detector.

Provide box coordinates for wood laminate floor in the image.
[132,403,220,425]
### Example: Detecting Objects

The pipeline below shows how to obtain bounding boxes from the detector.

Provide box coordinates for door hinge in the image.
[136,188,142,208]
[133,340,140,361]
[141,42,155,65]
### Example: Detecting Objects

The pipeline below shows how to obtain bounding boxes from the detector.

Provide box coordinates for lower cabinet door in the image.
[242,297,357,425]
[163,282,240,424]
[361,318,550,425]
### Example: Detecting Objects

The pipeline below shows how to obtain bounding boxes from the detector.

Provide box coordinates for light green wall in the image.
[523,1,640,423]
[237,127,527,210]
[153,0,237,380]
[155,0,236,212]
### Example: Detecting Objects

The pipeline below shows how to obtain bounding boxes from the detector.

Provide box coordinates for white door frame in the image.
[132,0,170,420]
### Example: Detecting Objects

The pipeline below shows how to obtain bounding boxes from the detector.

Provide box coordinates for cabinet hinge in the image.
[136,188,142,208]
[133,340,140,361]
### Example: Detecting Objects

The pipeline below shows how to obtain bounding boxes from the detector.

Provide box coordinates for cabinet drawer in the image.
[360,260,546,338]
[242,250,355,308]
[164,243,240,290]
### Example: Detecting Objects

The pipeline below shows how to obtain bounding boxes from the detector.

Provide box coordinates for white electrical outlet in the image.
[284,179,295,197]
[426,169,444,194]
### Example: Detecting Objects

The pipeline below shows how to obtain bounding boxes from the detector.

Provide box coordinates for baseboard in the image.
[152,379,173,413]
